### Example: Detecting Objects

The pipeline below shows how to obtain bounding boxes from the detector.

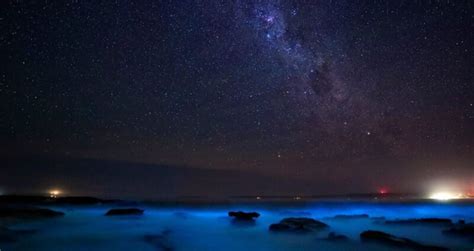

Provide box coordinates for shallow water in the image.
[2,200,474,251]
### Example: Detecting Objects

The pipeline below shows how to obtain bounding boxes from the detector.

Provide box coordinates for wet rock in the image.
[105,208,144,216]
[269,217,328,233]
[333,214,369,219]
[0,227,36,243]
[228,211,260,221]
[385,218,453,225]
[0,207,64,219]
[144,230,173,251]
[360,230,449,251]
[322,232,349,241]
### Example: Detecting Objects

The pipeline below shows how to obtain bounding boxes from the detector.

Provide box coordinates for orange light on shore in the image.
[49,189,62,198]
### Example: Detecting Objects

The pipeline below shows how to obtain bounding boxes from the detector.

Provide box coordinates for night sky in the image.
[1,1,473,197]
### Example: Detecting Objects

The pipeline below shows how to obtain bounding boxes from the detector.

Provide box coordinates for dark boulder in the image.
[0,207,64,219]
[269,217,328,233]
[105,208,144,216]
[360,230,449,251]
[385,218,452,225]
[228,211,260,221]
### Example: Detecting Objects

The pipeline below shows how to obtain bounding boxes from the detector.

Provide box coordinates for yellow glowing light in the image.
[49,190,61,198]
[429,192,463,201]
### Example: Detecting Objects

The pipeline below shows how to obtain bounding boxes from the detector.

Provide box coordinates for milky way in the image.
[1,0,473,194]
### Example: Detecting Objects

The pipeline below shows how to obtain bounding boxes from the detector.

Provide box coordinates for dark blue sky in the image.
[1,0,473,195]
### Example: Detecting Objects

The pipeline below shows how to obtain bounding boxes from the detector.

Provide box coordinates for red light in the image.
[379,188,388,194]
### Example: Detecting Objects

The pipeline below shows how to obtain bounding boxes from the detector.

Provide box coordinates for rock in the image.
[0,227,36,243]
[269,217,328,233]
[105,208,144,216]
[322,232,349,241]
[144,230,173,251]
[228,211,260,221]
[333,214,369,219]
[0,207,64,219]
[443,222,474,238]
[360,230,449,251]
[385,218,453,225]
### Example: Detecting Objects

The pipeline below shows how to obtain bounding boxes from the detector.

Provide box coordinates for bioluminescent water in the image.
[2,200,474,251]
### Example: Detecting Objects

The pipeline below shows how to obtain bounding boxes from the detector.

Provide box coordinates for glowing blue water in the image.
[3,201,474,250]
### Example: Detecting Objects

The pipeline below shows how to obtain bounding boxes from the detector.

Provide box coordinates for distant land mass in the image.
[2,155,320,199]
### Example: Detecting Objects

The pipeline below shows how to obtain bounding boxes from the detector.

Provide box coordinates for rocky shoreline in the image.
[0,202,472,250]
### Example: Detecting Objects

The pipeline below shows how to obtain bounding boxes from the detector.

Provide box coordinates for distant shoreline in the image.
[1,194,473,206]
